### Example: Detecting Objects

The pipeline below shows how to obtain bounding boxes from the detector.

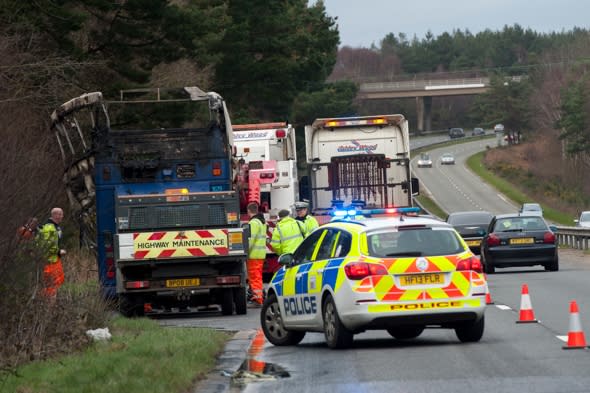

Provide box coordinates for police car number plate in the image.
[400,273,443,286]
[166,278,200,288]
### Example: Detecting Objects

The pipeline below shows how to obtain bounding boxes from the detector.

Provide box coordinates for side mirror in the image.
[278,253,294,266]
[549,225,558,233]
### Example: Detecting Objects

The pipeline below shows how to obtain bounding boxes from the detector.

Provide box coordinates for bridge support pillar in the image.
[416,97,424,133]
[415,96,433,133]
[424,96,432,132]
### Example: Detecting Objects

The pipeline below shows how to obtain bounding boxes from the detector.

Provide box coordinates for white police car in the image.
[260,207,487,349]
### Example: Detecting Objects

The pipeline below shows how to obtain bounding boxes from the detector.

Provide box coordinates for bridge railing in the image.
[361,77,490,92]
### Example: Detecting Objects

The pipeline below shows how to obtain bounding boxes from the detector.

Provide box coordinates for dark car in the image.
[446,211,493,255]
[449,128,465,139]
[480,213,558,274]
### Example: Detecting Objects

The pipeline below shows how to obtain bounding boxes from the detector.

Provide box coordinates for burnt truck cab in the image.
[50,87,249,316]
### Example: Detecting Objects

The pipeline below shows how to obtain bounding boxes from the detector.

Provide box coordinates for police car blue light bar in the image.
[330,207,420,218]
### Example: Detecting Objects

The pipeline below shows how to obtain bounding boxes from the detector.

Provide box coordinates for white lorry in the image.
[304,114,418,223]
[232,122,299,279]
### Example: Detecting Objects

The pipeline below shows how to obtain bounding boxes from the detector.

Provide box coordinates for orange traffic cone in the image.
[484,274,494,305]
[516,284,538,323]
[563,300,589,349]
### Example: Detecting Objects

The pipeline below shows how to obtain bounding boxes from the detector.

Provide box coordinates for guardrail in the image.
[554,226,590,251]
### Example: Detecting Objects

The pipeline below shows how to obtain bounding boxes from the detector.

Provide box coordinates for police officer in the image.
[294,201,319,237]
[270,209,305,255]
[246,203,267,306]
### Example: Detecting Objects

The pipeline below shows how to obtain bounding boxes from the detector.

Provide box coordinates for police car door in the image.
[280,229,326,327]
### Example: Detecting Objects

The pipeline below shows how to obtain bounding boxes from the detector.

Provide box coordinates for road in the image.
[160,138,590,393]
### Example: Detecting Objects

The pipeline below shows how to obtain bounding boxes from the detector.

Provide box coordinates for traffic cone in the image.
[484,274,494,305]
[516,284,538,323]
[563,300,589,349]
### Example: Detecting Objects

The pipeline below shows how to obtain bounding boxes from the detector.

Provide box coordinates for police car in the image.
[260,207,487,349]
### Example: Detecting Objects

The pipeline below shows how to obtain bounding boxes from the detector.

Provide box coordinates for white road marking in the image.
[496,305,512,310]
[557,335,568,342]
[497,194,509,203]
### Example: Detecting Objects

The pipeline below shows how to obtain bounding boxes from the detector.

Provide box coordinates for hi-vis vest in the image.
[270,216,305,255]
[300,215,319,237]
[39,221,61,263]
[248,217,267,259]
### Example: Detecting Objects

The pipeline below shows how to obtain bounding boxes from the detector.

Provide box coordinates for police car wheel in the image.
[386,325,424,340]
[455,315,485,343]
[322,295,354,349]
[261,294,306,346]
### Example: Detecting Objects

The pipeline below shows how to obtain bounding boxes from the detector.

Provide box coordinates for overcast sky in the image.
[321,0,590,48]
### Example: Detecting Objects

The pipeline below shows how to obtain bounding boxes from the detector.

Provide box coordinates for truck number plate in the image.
[166,278,200,288]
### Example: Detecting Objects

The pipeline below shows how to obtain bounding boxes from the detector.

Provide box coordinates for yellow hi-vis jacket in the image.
[38,220,61,263]
[270,216,305,255]
[298,215,319,237]
[248,216,267,260]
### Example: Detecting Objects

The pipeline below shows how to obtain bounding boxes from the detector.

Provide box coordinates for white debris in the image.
[86,327,112,341]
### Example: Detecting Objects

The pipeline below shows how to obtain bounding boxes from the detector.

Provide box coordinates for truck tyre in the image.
[220,289,234,315]
[261,293,305,346]
[234,287,247,315]
[323,295,354,349]
[119,294,144,318]
[455,315,485,342]
[386,325,424,340]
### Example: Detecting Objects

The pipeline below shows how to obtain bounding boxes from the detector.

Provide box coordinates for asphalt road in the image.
[159,137,590,393]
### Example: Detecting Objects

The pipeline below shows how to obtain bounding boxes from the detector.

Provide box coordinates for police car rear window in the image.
[368,228,463,257]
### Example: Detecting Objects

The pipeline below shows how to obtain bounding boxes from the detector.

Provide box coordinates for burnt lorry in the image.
[50,87,248,316]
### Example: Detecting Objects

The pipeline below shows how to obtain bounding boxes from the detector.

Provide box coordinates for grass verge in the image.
[466,151,573,225]
[1,317,231,393]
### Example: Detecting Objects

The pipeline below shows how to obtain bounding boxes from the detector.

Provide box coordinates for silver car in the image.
[440,153,455,165]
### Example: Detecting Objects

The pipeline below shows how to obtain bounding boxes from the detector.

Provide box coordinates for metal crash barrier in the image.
[554,227,590,250]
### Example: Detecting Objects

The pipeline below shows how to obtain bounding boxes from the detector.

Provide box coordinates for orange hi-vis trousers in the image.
[43,257,64,298]
[247,259,264,304]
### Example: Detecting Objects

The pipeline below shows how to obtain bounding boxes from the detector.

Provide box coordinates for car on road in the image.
[519,202,543,217]
[574,211,590,228]
[449,128,465,139]
[260,208,487,349]
[417,152,433,168]
[472,127,485,136]
[445,211,493,255]
[440,152,456,165]
[480,213,558,273]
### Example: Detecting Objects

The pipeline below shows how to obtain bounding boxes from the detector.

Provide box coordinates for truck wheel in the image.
[261,293,305,346]
[455,315,485,342]
[234,287,247,315]
[220,289,234,315]
[323,295,354,349]
[119,294,144,318]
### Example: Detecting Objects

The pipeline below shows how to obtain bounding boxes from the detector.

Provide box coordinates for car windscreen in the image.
[367,228,464,257]
[493,217,547,232]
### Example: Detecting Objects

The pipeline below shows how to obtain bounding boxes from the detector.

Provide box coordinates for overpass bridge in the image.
[357,76,524,132]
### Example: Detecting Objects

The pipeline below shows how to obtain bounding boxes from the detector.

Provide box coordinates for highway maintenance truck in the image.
[50,87,248,316]
[304,114,419,223]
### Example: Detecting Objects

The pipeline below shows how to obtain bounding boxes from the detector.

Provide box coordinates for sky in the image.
[320,0,590,48]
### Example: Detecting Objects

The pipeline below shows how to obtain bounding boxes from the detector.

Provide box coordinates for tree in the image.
[470,74,531,133]
[558,78,590,156]
[214,0,339,120]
